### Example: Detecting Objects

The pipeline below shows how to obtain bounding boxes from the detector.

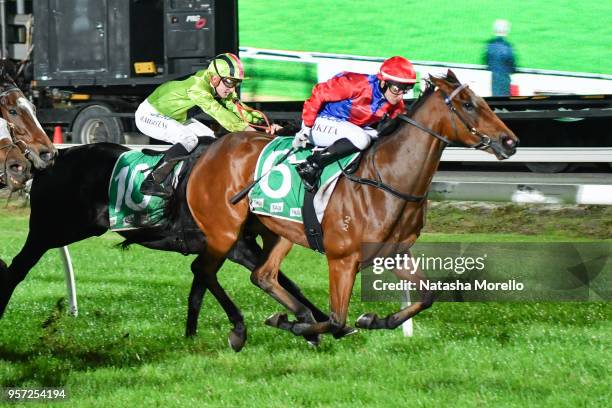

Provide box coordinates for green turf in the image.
[237,0,612,100]
[0,204,610,407]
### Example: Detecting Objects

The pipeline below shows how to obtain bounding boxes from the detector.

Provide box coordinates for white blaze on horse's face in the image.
[0,118,10,140]
[17,97,45,132]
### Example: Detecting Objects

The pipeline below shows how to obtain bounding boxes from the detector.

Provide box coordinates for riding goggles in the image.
[221,77,242,88]
[387,81,414,95]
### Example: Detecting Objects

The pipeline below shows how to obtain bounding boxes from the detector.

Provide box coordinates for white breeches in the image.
[135,99,214,152]
[310,116,378,150]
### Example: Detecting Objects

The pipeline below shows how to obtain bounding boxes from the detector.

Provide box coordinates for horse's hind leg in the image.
[230,237,330,322]
[204,271,247,352]
[356,251,434,330]
[0,235,47,318]
[187,252,247,351]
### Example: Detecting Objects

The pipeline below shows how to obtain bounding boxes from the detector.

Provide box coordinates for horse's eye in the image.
[463,102,474,111]
[8,109,17,115]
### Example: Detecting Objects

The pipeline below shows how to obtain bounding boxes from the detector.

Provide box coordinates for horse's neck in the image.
[370,93,445,197]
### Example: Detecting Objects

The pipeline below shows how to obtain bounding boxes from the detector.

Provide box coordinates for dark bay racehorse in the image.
[0,70,57,169]
[0,136,31,190]
[0,140,339,351]
[185,71,519,340]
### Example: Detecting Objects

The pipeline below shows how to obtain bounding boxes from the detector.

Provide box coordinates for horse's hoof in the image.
[264,312,288,328]
[304,334,321,347]
[355,313,377,329]
[228,328,246,352]
[332,326,359,339]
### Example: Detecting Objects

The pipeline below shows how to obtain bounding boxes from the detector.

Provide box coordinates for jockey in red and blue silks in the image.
[294,56,417,191]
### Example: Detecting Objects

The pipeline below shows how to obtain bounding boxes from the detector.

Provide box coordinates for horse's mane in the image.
[407,81,435,116]
[376,76,438,137]
[407,72,459,117]
[373,72,459,148]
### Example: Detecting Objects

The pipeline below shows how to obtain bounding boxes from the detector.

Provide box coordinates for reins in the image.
[233,99,274,133]
[339,81,494,202]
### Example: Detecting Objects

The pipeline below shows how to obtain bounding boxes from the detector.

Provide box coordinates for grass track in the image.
[0,205,610,406]
[237,1,612,100]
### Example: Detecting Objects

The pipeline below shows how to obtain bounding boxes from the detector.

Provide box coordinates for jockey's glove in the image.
[293,125,311,149]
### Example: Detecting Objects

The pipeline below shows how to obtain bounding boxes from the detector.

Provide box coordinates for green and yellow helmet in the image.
[208,53,245,81]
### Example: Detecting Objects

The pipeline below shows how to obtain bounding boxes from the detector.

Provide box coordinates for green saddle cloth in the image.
[249,137,358,223]
[108,150,183,231]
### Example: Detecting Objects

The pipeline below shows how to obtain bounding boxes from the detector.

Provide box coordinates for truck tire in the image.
[525,162,569,173]
[73,104,124,144]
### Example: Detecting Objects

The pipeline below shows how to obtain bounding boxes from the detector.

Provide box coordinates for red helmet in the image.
[378,56,417,84]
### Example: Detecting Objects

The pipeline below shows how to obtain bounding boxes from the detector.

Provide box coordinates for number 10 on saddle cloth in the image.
[108,151,183,230]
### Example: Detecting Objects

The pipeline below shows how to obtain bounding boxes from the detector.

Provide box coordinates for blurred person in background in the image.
[485,19,517,96]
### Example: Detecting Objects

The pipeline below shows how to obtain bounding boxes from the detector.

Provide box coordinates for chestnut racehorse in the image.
[0,70,57,169]
[184,71,519,343]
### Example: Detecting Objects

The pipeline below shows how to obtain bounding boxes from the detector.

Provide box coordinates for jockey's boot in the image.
[296,138,360,192]
[140,143,189,198]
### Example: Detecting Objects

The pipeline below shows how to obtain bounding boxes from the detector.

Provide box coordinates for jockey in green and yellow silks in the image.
[135,53,279,198]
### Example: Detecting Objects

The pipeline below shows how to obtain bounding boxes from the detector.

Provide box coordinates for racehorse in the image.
[0,139,344,351]
[0,69,57,169]
[184,71,519,340]
[0,136,31,190]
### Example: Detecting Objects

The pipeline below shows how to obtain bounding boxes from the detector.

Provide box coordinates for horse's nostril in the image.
[501,135,516,149]
[40,151,53,162]
[9,163,25,175]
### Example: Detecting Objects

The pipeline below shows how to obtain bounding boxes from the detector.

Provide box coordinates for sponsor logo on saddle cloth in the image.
[108,151,183,231]
[249,136,359,223]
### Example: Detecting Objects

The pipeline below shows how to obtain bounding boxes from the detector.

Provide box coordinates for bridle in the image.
[397,82,494,150]
[0,86,36,160]
[340,80,496,202]
[0,138,22,185]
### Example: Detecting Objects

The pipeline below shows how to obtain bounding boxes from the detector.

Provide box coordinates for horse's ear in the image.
[0,60,16,82]
[446,69,459,84]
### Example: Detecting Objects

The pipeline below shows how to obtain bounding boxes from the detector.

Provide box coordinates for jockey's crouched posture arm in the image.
[294,56,417,191]
[136,53,280,198]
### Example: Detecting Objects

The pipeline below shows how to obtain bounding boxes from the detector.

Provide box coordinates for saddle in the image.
[108,138,214,231]
[249,136,360,253]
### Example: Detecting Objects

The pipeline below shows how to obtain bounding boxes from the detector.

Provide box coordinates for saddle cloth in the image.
[108,150,183,231]
[248,136,358,223]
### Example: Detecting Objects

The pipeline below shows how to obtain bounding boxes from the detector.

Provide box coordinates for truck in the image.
[1,0,611,172]
[2,0,239,144]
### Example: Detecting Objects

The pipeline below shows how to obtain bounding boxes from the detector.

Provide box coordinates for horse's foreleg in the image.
[0,236,47,318]
[356,253,434,330]
[326,255,360,334]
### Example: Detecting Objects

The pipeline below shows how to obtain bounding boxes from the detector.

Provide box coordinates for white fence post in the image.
[58,246,77,317]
